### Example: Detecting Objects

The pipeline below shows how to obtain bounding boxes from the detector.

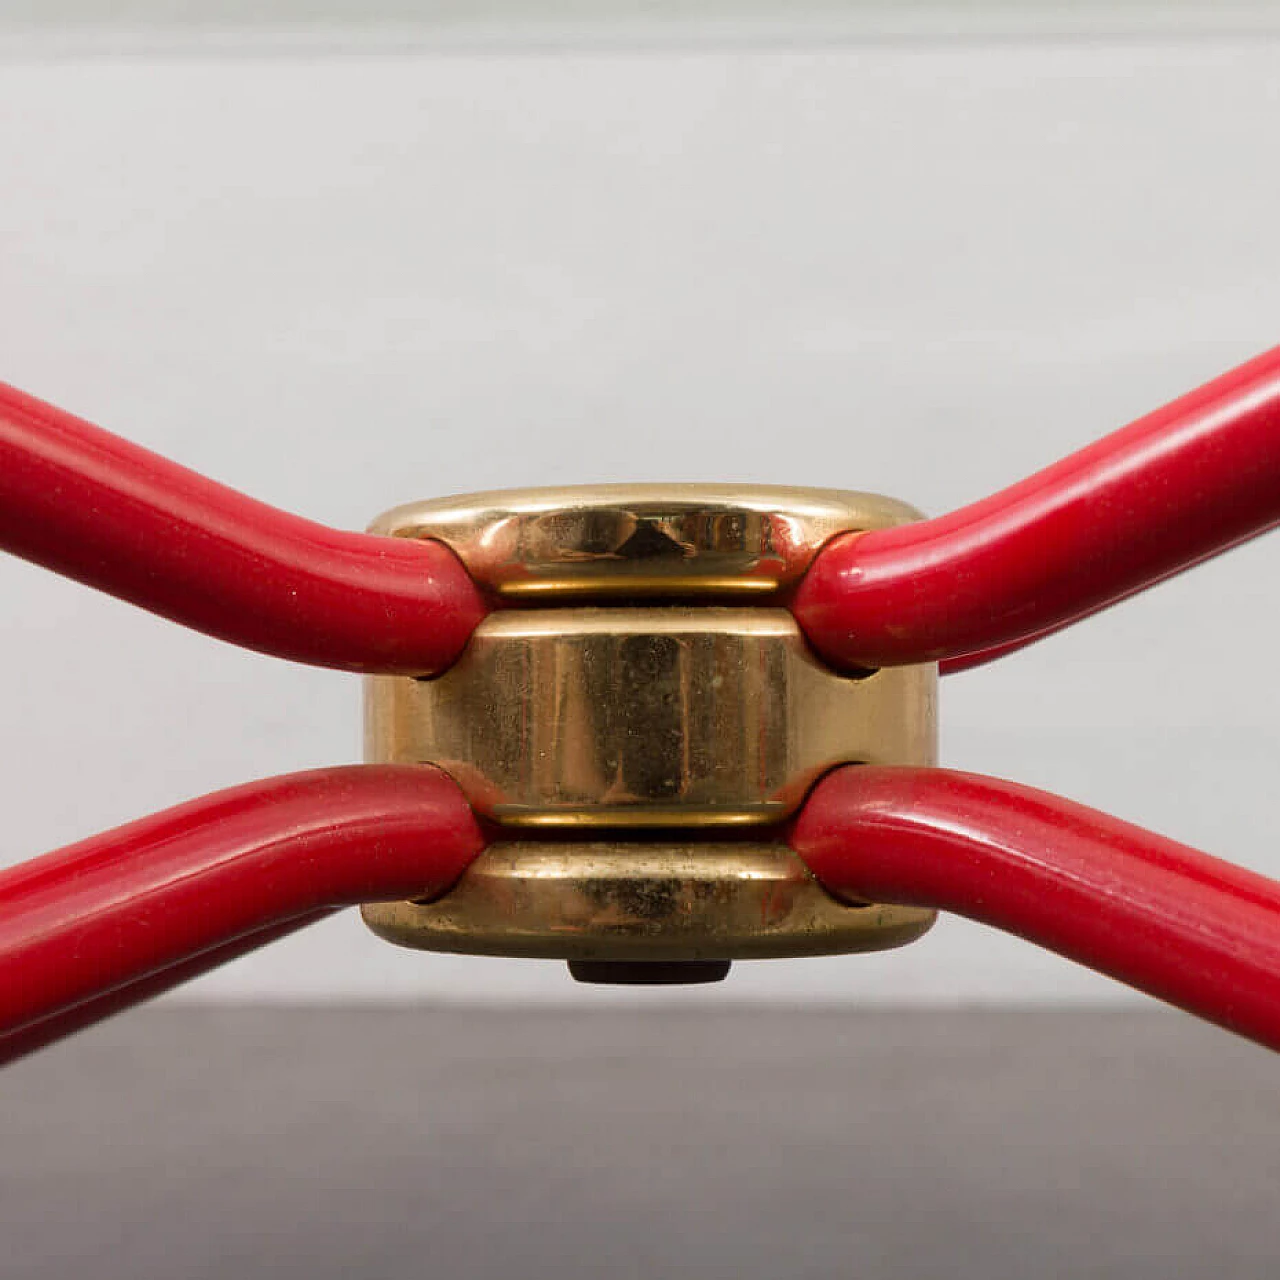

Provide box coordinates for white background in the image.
[1,8,1278,1004]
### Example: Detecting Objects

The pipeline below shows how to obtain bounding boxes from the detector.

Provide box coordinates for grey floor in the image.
[1,1007,1277,1279]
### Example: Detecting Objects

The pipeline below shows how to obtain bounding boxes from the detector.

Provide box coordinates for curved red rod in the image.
[0,383,488,675]
[0,913,328,1068]
[794,346,1280,673]
[792,766,1280,1051]
[0,764,484,1046]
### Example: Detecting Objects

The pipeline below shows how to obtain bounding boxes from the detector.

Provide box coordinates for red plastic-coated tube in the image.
[0,913,328,1068]
[0,383,488,675]
[794,346,1280,673]
[0,765,485,1046]
[792,766,1280,1052]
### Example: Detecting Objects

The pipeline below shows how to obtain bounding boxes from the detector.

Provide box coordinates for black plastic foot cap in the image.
[567,960,732,986]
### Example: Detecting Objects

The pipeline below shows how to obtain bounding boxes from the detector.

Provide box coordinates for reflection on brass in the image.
[370,484,921,600]
[366,609,935,827]
[363,485,938,964]
[361,841,936,961]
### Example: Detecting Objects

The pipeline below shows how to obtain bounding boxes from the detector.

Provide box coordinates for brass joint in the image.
[361,486,938,977]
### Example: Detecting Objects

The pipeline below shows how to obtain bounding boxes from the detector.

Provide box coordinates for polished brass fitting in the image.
[361,486,938,979]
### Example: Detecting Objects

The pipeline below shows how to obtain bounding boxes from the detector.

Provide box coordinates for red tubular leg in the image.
[0,383,488,675]
[0,913,329,1067]
[792,766,1280,1051]
[793,346,1280,673]
[0,765,484,1046]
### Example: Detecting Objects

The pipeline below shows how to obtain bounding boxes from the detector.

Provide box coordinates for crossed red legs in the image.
[2,348,1279,1064]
